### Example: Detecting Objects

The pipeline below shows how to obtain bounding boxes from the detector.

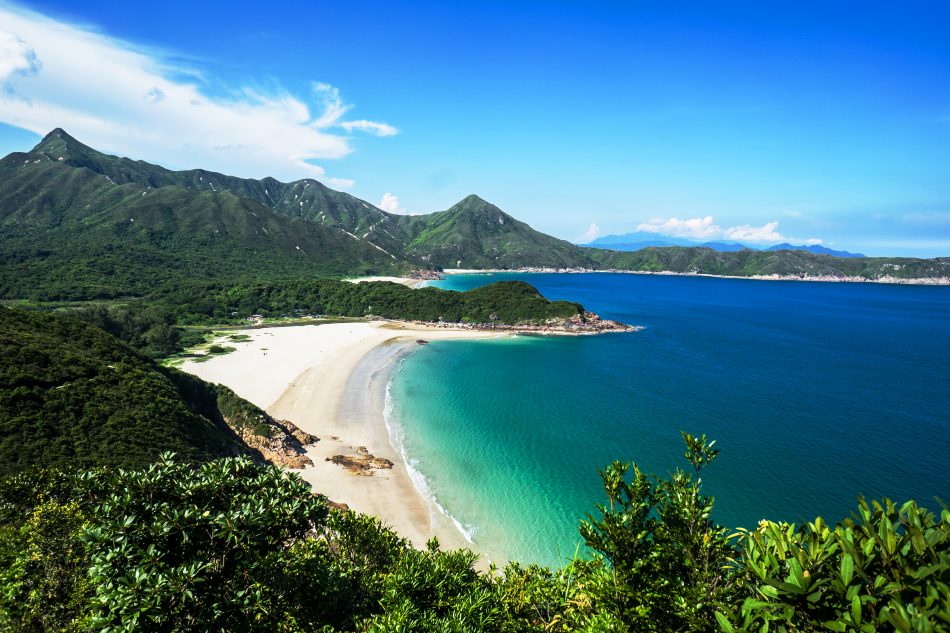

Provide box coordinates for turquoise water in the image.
[388,273,950,566]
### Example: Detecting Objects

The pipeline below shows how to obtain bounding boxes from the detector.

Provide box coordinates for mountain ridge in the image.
[1,129,947,300]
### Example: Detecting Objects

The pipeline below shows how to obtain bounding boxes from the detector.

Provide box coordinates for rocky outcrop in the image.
[398,311,640,335]
[326,446,394,476]
[234,418,317,469]
[408,269,445,280]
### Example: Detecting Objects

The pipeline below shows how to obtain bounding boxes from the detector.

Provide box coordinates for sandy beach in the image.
[179,320,507,553]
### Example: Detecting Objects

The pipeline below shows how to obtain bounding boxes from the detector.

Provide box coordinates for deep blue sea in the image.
[387,273,950,566]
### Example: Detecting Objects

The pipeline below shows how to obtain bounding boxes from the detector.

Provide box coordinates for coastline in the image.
[441,268,950,285]
[179,321,507,554]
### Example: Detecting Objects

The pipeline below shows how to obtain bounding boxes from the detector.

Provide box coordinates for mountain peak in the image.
[31,128,97,158]
[449,194,507,215]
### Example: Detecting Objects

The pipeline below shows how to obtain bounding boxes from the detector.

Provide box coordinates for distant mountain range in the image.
[584,232,866,258]
[0,129,946,300]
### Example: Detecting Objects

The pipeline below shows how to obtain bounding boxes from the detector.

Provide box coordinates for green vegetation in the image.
[146,279,582,326]
[0,307,306,474]
[396,194,594,270]
[1,435,946,632]
[587,246,950,281]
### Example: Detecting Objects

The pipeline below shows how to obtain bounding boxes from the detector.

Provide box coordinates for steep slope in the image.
[396,194,596,269]
[0,136,406,299]
[0,307,314,474]
[0,307,243,472]
[30,128,412,257]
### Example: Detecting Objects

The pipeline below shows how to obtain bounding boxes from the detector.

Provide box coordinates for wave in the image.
[383,354,477,544]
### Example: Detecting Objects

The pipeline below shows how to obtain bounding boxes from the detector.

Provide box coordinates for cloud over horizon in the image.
[0,4,397,184]
[636,215,821,245]
[576,222,601,243]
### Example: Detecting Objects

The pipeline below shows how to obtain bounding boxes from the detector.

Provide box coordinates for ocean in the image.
[386,273,950,566]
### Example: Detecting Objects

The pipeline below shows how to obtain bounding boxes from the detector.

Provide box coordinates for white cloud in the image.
[378,192,403,213]
[341,119,398,136]
[636,215,721,239]
[576,222,601,243]
[0,4,397,183]
[0,30,39,81]
[723,221,784,243]
[637,215,822,245]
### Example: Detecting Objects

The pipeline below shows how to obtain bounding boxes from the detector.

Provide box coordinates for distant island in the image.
[583,230,867,258]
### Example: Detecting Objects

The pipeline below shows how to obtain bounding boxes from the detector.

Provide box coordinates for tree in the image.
[578,432,737,632]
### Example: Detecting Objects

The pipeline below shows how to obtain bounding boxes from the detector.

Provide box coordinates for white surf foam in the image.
[383,354,477,544]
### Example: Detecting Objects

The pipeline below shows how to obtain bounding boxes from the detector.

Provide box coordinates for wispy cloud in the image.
[341,120,398,137]
[0,3,397,183]
[637,215,821,245]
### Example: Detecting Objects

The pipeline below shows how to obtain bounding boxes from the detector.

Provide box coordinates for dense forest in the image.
[0,308,308,474]
[37,279,584,359]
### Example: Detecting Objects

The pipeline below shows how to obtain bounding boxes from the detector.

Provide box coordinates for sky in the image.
[1,1,949,257]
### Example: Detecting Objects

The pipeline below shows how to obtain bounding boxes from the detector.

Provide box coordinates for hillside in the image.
[395,194,595,269]
[0,131,407,299]
[0,307,308,474]
[587,246,950,280]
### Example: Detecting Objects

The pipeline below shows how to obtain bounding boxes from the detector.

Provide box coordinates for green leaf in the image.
[715,611,736,633]
[840,554,854,586]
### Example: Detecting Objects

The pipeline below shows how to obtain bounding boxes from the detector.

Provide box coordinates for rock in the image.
[231,417,318,469]
[326,447,395,475]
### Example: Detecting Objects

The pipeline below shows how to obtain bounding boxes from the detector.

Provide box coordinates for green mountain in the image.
[0,307,306,474]
[394,194,595,269]
[0,130,407,299]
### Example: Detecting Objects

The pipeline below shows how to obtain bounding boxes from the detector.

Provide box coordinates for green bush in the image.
[1,436,947,632]
[720,498,950,633]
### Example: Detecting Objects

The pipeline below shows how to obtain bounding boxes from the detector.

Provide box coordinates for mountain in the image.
[0,130,598,299]
[585,231,865,258]
[586,232,698,249]
[394,194,595,269]
[765,243,865,258]
[0,307,313,474]
[0,130,410,299]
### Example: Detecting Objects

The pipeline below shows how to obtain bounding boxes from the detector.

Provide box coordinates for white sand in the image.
[179,320,507,552]
[346,275,427,287]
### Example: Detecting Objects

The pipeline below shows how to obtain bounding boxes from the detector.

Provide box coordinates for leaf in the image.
[715,612,736,633]
[840,554,854,586]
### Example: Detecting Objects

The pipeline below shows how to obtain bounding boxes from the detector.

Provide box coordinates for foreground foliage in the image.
[1,435,946,632]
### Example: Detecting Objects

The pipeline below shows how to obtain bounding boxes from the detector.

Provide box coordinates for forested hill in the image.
[0,307,309,474]
[586,246,950,280]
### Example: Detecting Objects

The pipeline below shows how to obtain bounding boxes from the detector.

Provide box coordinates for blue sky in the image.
[1,1,949,256]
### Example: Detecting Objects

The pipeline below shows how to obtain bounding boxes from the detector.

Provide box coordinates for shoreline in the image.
[441,268,950,286]
[178,321,508,556]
